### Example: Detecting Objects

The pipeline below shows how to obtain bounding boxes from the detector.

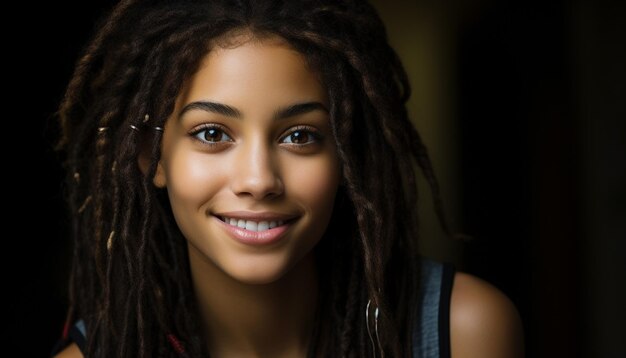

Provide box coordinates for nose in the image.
[230,140,284,200]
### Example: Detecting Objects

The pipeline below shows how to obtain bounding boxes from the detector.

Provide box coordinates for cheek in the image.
[285,153,340,215]
[165,147,227,211]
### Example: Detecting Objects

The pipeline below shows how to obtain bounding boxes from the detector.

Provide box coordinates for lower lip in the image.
[214,216,294,246]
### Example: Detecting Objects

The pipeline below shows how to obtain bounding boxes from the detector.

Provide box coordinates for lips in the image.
[212,211,300,246]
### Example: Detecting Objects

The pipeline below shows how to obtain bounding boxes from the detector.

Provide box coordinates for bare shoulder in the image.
[53,343,84,358]
[450,272,524,358]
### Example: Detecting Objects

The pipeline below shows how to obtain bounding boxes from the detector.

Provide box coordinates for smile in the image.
[219,217,285,232]
[212,211,300,246]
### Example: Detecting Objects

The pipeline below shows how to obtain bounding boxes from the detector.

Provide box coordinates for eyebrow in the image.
[274,102,328,120]
[178,101,328,121]
[179,101,242,119]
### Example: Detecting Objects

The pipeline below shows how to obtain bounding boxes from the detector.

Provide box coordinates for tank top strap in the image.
[412,258,455,358]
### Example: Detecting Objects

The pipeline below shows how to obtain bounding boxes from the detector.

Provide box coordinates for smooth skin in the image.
[55,34,523,358]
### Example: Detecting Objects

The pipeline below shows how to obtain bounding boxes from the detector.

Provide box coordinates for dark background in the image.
[10,0,624,356]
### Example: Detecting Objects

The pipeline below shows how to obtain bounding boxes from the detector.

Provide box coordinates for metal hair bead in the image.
[143,114,150,123]
[78,195,92,214]
[97,127,109,133]
[154,126,164,132]
[106,231,115,251]
[129,124,140,132]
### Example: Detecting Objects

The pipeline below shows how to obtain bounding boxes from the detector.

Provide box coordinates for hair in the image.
[57,0,452,357]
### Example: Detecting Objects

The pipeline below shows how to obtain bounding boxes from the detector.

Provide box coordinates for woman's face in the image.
[154,36,341,284]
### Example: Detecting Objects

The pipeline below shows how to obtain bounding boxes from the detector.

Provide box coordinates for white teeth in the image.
[221,217,290,232]
[245,221,258,231]
[257,221,269,231]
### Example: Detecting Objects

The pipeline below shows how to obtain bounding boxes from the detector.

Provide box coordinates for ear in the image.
[152,161,167,188]
[138,141,167,188]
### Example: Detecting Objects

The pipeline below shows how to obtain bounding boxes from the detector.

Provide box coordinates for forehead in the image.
[176,33,328,112]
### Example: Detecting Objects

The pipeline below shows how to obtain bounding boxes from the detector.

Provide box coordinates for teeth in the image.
[221,217,289,232]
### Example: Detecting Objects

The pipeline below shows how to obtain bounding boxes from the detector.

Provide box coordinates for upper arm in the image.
[53,343,84,358]
[450,272,524,358]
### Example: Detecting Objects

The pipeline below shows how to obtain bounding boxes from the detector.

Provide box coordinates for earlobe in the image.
[153,161,167,188]
[137,150,167,188]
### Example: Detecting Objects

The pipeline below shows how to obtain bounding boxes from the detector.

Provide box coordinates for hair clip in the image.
[129,124,140,132]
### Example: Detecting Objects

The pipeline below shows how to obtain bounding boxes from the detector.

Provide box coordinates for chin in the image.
[227,264,291,285]
[223,248,315,286]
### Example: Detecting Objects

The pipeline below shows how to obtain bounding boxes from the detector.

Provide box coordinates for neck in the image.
[188,245,318,358]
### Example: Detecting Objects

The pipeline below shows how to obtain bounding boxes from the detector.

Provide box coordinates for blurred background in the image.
[11,0,624,356]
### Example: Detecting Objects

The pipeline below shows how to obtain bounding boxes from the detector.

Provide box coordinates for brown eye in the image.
[281,128,320,145]
[192,126,232,143]
[288,131,308,144]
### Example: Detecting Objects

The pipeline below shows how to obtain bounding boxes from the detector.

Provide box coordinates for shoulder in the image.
[449,272,524,358]
[53,343,84,358]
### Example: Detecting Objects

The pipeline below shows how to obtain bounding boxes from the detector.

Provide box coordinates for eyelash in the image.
[189,124,233,146]
[188,124,323,147]
[281,125,323,146]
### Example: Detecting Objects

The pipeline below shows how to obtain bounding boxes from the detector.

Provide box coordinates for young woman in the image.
[53,1,523,357]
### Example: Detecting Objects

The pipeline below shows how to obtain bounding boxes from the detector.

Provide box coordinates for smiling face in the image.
[154,35,341,284]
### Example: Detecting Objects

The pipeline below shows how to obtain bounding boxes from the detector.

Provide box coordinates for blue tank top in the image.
[52,259,455,357]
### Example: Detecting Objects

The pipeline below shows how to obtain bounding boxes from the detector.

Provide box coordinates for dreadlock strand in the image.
[340,252,362,356]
